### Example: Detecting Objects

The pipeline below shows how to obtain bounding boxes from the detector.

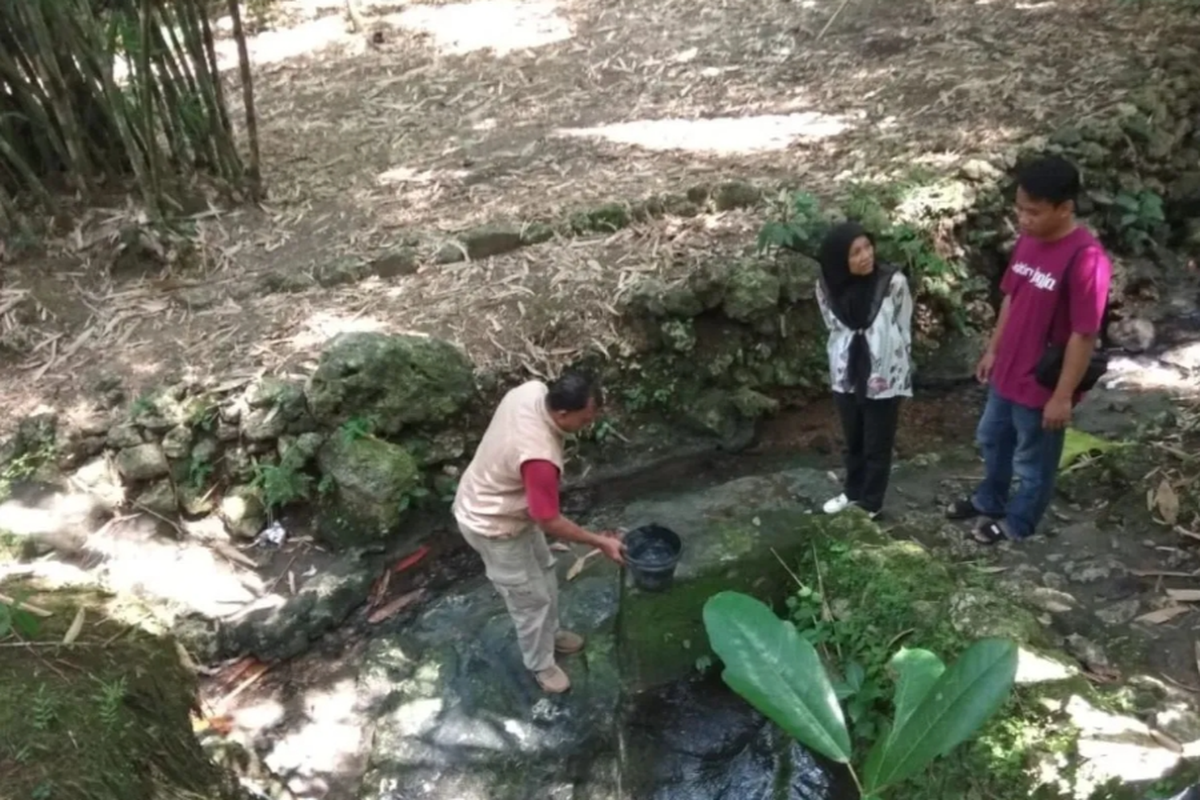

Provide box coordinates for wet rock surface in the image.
[359,570,623,800]
[622,675,852,800]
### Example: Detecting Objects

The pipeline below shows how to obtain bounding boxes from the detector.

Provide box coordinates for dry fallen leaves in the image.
[1152,478,1181,526]
[367,588,426,624]
[1136,605,1191,625]
[566,548,602,582]
[61,607,85,645]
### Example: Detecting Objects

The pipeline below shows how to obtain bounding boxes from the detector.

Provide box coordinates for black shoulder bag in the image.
[1032,246,1109,394]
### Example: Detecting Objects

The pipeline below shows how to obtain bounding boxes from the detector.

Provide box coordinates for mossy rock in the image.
[720,260,782,322]
[710,181,763,212]
[435,224,526,263]
[0,583,239,800]
[306,332,476,435]
[569,202,631,234]
[315,435,420,548]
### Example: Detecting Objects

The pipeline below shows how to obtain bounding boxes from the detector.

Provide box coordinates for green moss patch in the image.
[0,582,237,800]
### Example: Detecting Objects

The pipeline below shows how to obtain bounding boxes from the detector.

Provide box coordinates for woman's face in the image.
[847,236,875,276]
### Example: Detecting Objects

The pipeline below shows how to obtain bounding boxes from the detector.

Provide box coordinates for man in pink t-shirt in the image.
[946,156,1112,544]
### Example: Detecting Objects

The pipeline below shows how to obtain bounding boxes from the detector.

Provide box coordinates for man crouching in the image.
[452,371,626,694]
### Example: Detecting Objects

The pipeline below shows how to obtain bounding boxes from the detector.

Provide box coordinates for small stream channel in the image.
[225,392,983,800]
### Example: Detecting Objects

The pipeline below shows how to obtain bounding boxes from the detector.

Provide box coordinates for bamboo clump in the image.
[0,0,261,225]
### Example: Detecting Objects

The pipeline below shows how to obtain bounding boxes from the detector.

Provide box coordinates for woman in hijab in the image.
[816,221,914,519]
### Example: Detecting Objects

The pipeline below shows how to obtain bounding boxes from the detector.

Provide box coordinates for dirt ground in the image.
[2,0,1198,438]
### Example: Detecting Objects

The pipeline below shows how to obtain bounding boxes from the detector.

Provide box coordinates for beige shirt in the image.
[453,381,565,538]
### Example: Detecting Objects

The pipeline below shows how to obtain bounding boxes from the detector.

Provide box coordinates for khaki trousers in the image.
[458,523,560,672]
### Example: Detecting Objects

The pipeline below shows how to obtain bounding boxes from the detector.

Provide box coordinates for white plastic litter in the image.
[255,521,287,548]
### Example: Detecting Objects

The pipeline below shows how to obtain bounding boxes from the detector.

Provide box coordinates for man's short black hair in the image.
[1016,155,1081,206]
[547,370,602,413]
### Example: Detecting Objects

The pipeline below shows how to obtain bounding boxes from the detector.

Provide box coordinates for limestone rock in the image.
[191,436,220,465]
[959,158,1003,183]
[258,269,316,294]
[135,480,179,519]
[280,432,324,465]
[1154,706,1200,746]
[1065,633,1110,668]
[623,278,706,319]
[56,431,107,470]
[711,181,762,211]
[306,332,475,435]
[1094,598,1142,625]
[776,253,820,304]
[161,425,195,460]
[1023,586,1079,614]
[67,457,125,511]
[316,435,420,547]
[224,446,255,483]
[1108,316,1157,353]
[240,407,286,442]
[179,484,216,517]
[519,221,555,245]
[948,589,1043,642]
[915,325,989,387]
[435,225,524,264]
[721,262,781,322]
[315,249,418,287]
[218,556,378,661]
[219,485,267,541]
[116,444,170,482]
[401,430,466,468]
[569,203,630,234]
[680,389,763,450]
[241,378,312,440]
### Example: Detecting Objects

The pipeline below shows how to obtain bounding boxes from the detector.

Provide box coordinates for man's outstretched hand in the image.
[594,530,627,565]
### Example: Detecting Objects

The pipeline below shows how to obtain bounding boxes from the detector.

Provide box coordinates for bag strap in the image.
[1051,244,1090,340]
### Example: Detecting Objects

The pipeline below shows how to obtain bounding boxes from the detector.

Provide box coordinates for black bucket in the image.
[625,524,683,592]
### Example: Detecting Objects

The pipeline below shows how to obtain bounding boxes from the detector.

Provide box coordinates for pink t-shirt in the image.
[991,227,1112,409]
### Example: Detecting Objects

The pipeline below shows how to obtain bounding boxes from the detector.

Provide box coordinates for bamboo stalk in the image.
[14,0,92,189]
[225,0,261,198]
[0,0,255,211]
[198,1,233,138]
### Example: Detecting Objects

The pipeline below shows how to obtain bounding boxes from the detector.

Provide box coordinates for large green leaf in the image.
[703,591,852,764]
[1059,427,1124,472]
[889,648,945,734]
[862,638,1018,793]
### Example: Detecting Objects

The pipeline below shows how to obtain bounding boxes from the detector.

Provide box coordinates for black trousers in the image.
[833,393,901,514]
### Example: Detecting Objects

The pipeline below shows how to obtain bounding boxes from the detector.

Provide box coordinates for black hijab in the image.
[818,221,895,401]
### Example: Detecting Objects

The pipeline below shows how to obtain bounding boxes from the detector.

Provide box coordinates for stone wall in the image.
[3,332,478,554]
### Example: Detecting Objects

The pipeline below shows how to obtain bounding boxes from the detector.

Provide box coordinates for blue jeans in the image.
[970,389,1066,540]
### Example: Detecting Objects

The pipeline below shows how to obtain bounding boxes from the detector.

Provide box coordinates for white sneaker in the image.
[822,494,852,515]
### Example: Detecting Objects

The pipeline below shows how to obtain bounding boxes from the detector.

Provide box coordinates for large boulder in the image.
[306,332,475,435]
[316,434,420,548]
[914,326,989,388]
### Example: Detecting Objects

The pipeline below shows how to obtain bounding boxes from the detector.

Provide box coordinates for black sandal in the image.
[945,498,1002,522]
[969,521,1008,546]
